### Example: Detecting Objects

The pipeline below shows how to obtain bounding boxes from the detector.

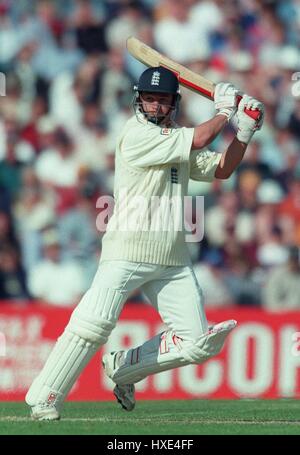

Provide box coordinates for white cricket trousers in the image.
[96,260,208,339]
[26,260,209,409]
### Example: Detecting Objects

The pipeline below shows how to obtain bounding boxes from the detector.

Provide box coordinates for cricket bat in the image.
[126,36,261,120]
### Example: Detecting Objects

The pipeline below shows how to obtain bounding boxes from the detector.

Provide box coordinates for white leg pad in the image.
[110,320,237,385]
[25,331,99,409]
[26,286,126,409]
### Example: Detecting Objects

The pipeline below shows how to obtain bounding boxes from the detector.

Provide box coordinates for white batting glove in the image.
[214,82,240,121]
[236,94,264,144]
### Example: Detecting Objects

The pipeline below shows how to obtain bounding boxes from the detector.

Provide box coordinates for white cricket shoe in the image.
[102,351,136,412]
[31,403,60,421]
[210,319,237,335]
[206,319,237,353]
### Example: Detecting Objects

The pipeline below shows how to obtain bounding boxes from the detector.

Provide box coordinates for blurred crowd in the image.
[0,0,300,309]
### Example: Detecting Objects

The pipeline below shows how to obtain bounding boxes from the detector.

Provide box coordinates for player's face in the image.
[140,92,174,117]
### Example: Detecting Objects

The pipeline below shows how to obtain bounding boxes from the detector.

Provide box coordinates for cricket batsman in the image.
[25,66,264,419]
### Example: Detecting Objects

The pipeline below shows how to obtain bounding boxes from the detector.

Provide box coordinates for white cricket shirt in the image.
[100,114,221,266]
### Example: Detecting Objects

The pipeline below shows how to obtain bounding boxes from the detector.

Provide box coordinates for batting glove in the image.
[236,94,264,144]
[214,82,240,121]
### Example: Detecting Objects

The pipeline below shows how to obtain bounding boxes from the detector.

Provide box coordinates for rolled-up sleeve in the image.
[189,148,222,182]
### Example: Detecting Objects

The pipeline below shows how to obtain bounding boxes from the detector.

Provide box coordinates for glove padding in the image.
[214,82,240,121]
[236,94,264,144]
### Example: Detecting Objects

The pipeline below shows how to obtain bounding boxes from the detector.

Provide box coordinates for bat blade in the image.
[126,36,215,100]
[126,36,261,121]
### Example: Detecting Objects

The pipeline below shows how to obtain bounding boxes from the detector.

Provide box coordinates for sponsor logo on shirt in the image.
[171,167,178,184]
[161,127,172,135]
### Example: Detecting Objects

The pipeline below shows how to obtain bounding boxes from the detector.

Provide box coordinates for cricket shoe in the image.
[30,403,60,421]
[207,319,237,350]
[102,351,136,412]
[210,319,237,334]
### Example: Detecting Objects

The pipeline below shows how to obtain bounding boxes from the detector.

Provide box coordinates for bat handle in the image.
[237,95,261,121]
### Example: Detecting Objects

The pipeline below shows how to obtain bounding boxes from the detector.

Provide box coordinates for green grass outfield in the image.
[0,400,299,435]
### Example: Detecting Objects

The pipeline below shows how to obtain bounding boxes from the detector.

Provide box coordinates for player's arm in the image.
[192,82,239,150]
[214,138,247,179]
[192,115,227,150]
[215,95,264,179]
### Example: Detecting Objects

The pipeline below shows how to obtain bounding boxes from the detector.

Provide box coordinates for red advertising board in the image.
[0,303,300,400]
